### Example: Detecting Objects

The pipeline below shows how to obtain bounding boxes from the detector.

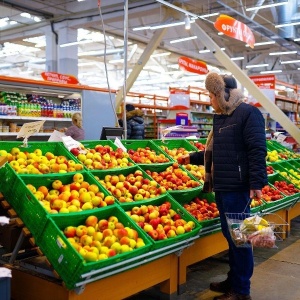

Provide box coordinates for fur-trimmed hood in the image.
[126,109,144,122]
[205,72,245,115]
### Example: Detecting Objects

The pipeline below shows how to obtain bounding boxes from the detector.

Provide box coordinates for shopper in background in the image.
[65,112,85,141]
[178,73,267,300]
[125,103,145,139]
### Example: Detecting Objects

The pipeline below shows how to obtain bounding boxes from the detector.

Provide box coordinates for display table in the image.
[9,253,179,300]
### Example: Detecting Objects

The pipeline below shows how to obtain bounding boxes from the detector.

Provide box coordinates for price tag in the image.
[61,136,81,151]
[277,134,286,143]
[17,121,45,139]
[114,137,127,152]
[48,130,66,142]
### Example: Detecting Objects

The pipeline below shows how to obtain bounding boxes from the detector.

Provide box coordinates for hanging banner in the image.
[41,72,79,84]
[169,88,190,110]
[214,15,255,48]
[178,56,208,75]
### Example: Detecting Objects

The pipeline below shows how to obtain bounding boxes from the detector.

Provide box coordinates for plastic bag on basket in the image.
[240,215,269,233]
[248,227,276,248]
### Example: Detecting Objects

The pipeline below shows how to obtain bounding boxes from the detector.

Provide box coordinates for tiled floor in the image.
[126,216,300,300]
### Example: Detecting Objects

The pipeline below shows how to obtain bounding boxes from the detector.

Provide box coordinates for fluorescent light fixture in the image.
[199,49,211,53]
[269,50,297,55]
[275,21,300,28]
[20,12,31,19]
[79,48,124,56]
[184,15,191,30]
[246,63,269,68]
[60,40,93,47]
[231,56,244,61]
[0,63,13,68]
[78,62,97,67]
[199,12,219,18]
[245,41,275,47]
[220,47,226,51]
[170,36,197,44]
[281,59,300,64]
[218,32,224,35]
[151,52,171,57]
[246,1,288,11]
[133,19,196,31]
[294,38,300,42]
[260,70,282,74]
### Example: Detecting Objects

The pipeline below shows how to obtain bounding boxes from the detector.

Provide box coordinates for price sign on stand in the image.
[48,130,66,142]
[61,136,81,151]
[17,121,45,146]
[114,137,127,152]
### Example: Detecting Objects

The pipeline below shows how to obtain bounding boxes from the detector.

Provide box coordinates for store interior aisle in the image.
[127,216,300,300]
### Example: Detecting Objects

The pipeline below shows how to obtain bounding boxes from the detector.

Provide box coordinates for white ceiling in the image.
[0,0,300,96]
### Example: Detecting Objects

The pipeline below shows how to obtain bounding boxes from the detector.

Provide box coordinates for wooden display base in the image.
[10,254,179,300]
[286,202,300,234]
[178,231,228,294]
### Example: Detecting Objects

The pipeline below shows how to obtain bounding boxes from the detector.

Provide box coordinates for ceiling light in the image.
[199,12,219,19]
[245,41,275,47]
[199,49,210,54]
[275,20,300,28]
[246,0,288,11]
[280,59,300,64]
[246,63,269,68]
[294,38,300,42]
[170,36,197,44]
[151,52,171,57]
[133,19,196,31]
[260,70,282,74]
[231,57,244,61]
[60,40,93,47]
[184,15,191,30]
[0,63,13,69]
[269,50,297,55]
[78,48,124,56]
[20,12,31,19]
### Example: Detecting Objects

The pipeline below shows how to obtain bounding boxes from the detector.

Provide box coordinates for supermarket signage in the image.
[178,56,208,75]
[17,120,45,139]
[214,15,255,48]
[41,72,79,84]
[61,136,81,151]
[48,130,66,142]
[169,88,190,110]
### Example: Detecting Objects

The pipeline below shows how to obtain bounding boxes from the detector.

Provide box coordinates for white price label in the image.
[48,130,66,142]
[17,120,45,139]
[114,137,127,152]
[61,136,81,151]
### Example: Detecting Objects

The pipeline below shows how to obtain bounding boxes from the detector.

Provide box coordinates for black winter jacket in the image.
[126,109,145,139]
[190,102,268,192]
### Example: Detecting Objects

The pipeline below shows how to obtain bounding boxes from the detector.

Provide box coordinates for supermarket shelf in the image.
[0,132,52,136]
[0,115,72,122]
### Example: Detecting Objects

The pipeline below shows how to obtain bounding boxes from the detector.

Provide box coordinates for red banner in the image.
[249,75,275,89]
[178,56,208,75]
[41,72,79,84]
[214,15,255,48]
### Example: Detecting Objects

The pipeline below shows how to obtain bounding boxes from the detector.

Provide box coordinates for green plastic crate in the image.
[187,138,207,151]
[287,160,300,171]
[171,190,221,228]
[119,194,201,250]
[37,205,153,290]
[139,162,203,199]
[267,140,293,152]
[119,140,174,166]
[90,165,162,205]
[0,163,18,198]
[271,162,300,187]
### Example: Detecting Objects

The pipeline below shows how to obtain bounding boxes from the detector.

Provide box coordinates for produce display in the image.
[94,169,165,203]
[260,185,284,203]
[183,164,205,181]
[189,140,206,151]
[277,170,300,188]
[125,200,197,240]
[159,145,190,161]
[70,143,134,170]
[267,149,300,163]
[63,214,147,261]
[266,165,275,175]
[127,147,170,164]
[25,172,115,213]
[144,163,201,191]
[2,146,83,174]
[273,180,300,196]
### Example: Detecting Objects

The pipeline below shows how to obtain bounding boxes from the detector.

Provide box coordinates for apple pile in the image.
[126,201,196,240]
[159,145,190,161]
[94,169,165,203]
[250,197,264,208]
[127,147,170,164]
[71,144,134,170]
[144,163,201,191]
[278,171,300,188]
[182,197,219,221]
[266,165,275,175]
[273,180,300,196]
[260,185,284,202]
[64,215,147,262]
[26,173,115,214]
[182,164,205,181]
[1,147,83,174]
[189,141,206,151]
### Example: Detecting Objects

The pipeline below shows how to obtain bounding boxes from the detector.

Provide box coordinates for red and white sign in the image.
[178,56,208,75]
[169,88,190,110]
[214,15,255,48]
[41,72,79,84]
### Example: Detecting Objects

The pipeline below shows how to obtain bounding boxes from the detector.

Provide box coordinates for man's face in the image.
[209,92,221,113]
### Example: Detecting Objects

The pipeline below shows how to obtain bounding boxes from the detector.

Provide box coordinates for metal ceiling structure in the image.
[0,0,300,95]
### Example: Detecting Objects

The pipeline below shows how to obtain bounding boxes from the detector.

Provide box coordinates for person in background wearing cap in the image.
[178,73,267,300]
[124,104,145,139]
[64,112,85,141]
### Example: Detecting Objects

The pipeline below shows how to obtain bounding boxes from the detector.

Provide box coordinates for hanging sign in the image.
[214,15,255,48]
[178,56,208,75]
[41,72,79,84]
[169,88,190,110]
[61,136,81,151]
[17,120,45,139]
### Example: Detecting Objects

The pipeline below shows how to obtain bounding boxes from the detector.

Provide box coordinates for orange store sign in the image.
[214,15,255,48]
[41,72,79,84]
[178,56,208,75]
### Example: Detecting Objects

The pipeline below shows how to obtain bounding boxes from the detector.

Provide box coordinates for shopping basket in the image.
[225,210,288,248]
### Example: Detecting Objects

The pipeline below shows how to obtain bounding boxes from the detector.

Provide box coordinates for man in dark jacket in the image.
[179,73,267,300]
[125,104,145,139]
